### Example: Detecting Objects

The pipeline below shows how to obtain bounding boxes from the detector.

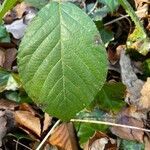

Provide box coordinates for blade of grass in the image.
[118,0,146,38]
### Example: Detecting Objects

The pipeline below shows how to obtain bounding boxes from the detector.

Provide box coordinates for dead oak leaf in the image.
[15,110,41,137]
[49,123,78,150]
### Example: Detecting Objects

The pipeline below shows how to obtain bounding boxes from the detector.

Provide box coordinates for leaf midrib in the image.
[59,2,66,100]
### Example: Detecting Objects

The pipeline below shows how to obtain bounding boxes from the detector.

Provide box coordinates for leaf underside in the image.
[18,1,107,120]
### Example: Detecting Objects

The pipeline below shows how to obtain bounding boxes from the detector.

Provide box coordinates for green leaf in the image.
[75,108,108,145]
[118,0,146,37]
[91,6,109,21]
[0,0,19,23]
[98,0,119,12]
[92,82,126,113]
[0,68,19,92]
[95,21,114,46]
[143,59,150,77]
[5,91,21,102]
[18,1,107,120]
[0,25,10,42]
[120,140,144,150]
[24,0,49,9]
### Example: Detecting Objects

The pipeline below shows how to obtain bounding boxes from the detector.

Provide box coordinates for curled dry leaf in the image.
[84,131,117,150]
[134,0,149,18]
[43,113,52,133]
[119,46,144,105]
[139,77,150,110]
[14,110,41,137]
[49,123,78,150]
[108,45,122,65]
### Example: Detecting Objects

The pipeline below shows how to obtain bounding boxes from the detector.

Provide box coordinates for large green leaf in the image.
[18,1,107,120]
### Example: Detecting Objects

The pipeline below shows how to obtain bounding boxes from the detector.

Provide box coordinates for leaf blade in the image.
[18,1,107,120]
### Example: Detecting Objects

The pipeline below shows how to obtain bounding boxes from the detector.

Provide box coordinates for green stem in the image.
[118,0,146,38]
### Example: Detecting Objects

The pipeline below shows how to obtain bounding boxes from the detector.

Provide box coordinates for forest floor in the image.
[0,0,150,149]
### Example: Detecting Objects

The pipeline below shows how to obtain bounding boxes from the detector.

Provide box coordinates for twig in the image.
[13,139,32,150]
[71,119,150,133]
[104,8,147,26]
[36,120,61,150]
[87,1,98,15]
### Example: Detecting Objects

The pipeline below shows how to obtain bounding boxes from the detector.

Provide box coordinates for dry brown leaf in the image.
[0,110,15,147]
[19,103,37,116]
[15,110,41,137]
[119,47,144,105]
[111,107,144,142]
[108,45,122,65]
[43,113,52,133]
[134,0,149,18]
[14,2,29,19]
[84,131,117,150]
[4,2,29,24]
[3,48,17,70]
[139,78,150,109]
[0,99,18,110]
[144,136,150,150]
[0,111,7,147]
[0,49,5,67]
[49,123,78,150]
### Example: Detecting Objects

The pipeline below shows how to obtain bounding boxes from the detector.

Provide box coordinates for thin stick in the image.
[36,120,61,150]
[13,139,32,150]
[104,9,146,26]
[71,119,150,133]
